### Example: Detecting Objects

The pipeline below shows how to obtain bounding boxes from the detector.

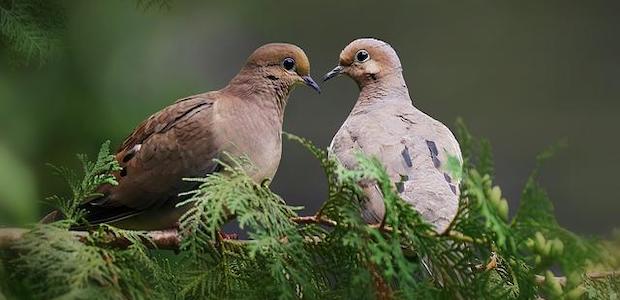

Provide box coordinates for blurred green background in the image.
[0,1,618,235]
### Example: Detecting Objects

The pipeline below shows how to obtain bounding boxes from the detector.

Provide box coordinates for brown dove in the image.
[324,38,462,233]
[43,43,320,229]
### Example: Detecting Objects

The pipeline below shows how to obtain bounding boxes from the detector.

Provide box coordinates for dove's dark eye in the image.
[355,50,370,62]
[282,57,296,71]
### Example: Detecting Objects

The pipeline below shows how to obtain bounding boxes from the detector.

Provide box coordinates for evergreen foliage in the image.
[10,222,174,299]
[0,0,170,65]
[45,140,121,222]
[0,0,63,65]
[0,125,618,299]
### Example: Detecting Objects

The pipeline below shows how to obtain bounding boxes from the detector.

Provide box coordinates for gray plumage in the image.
[325,38,462,232]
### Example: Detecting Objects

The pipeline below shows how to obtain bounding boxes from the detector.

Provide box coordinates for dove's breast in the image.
[211,98,283,182]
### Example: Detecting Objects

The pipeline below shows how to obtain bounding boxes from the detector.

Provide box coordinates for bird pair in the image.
[44,38,462,233]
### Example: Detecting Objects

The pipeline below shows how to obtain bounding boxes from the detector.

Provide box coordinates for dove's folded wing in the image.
[81,94,220,224]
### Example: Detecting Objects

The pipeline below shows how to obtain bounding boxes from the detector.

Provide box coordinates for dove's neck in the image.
[225,69,291,121]
[354,71,412,112]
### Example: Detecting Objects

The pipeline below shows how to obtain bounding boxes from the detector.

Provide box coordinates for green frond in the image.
[0,0,63,65]
[463,169,514,251]
[177,152,327,299]
[512,171,602,275]
[1,125,616,299]
[7,221,175,299]
[0,0,166,65]
[45,141,120,223]
[10,222,123,299]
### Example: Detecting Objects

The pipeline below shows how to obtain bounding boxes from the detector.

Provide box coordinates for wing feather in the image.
[81,93,219,224]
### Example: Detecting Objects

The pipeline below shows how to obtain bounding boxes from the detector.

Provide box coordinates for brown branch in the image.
[474,251,498,271]
[1,220,618,289]
[0,215,334,251]
[0,227,180,250]
[291,215,485,245]
[0,215,524,254]
[0,215,399,251]
[290,215,337,227]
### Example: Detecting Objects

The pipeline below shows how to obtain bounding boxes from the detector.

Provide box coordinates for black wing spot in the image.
[443,172,452,183]
[449,184,457,195]
[122,147,138,163]
[426,140,438,156]
[266,75,279,80]
[401,146,413,167]
[122,154,133,163]
[426,140,441,168]
[432,157,441,168]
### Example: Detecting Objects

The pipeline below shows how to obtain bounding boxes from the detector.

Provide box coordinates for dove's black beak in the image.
[323,65,344,82]
[302,75,321,94]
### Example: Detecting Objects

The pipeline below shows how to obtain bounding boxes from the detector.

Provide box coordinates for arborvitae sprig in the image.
[177,153,327,299]
[0,124,617,299]
[0,0,63,65]
[455,122,614,300]
[5,142,171,299]
[46,140,121,222]
[286,134,474,298]
[0,0,171,65]
[9,221,174,299]
[11,221,125,299]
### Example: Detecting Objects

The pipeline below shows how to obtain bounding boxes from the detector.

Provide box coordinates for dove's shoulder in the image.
[402,107,462,164]
[117,92,216,155]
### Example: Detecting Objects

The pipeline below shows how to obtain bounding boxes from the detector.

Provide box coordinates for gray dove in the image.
[324,38,462,232]
[43,43,320,230]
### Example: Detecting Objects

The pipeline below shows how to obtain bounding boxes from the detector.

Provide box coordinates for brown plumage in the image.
[325,38,462,233]
[43,43,320,229]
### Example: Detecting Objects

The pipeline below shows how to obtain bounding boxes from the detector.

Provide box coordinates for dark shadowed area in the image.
[0,0,618,235]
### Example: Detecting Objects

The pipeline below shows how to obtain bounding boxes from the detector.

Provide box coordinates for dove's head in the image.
[242,43,320,93]
[323,38,403,88]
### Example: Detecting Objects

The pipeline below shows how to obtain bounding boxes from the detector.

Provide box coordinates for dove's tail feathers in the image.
[39,193,106,224]
[71,204,142,230]
[39,199,142,230]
